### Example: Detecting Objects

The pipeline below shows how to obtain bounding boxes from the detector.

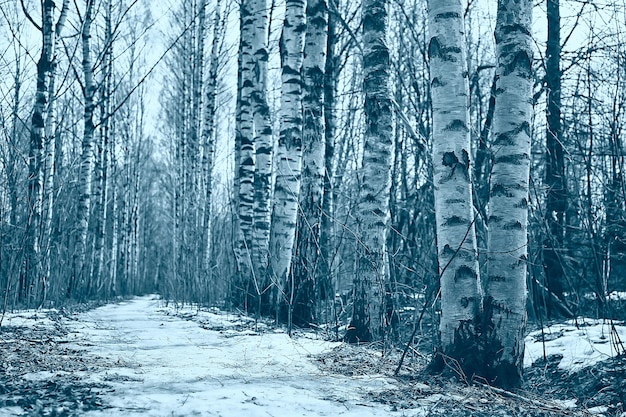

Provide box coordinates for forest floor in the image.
[0,295,624,417]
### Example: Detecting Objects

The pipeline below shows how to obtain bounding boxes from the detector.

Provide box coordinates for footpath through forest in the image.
[1,296,624,416]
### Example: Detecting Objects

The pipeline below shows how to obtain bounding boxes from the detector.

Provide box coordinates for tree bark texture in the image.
[92,0,113,297]
[24,0,70,305]
[24,0,55,305]
[320,0,338,304]
[250,0,274,279]
[427,0,482,372]
[345,0,393,344]
[270,0,306,306]
[202,0,222,281]
[72,0,97,299]
[485,0,533,389]
[292,0,328,326]
[234,0,257,309]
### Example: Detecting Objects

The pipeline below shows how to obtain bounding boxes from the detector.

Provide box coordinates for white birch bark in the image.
[73,0,96,298]
[234,0,257,306]
[346,0,393,343]
[24,0,56,304]
[427,0,482,366]
[485,0,533,388]
[292,0,328,326]
[270,0,306,298]
[93,0,113,295]
[24,0,67,302]
[40,0,69,305]
[250,0,274,276]
[202,0,222,279]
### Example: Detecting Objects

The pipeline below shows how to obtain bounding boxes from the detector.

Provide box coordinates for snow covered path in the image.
[68,295,399,416]
[3,295,625,416]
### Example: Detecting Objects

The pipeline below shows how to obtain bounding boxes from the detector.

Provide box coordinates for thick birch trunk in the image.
[270,0,306,307]
[485,0,533,388]
[250,0,274,279]
[290,0,328,326]
[292,0,328,326]
[235,0,257,308]
[345,0,393,343]
[427,0,482,370]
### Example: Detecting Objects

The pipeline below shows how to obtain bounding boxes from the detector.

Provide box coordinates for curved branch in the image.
[20,0,41,31]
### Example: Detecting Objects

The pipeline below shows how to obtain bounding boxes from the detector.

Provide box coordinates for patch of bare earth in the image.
[0,309,112,416]
[315,344,622,416]
[525,354,626,416]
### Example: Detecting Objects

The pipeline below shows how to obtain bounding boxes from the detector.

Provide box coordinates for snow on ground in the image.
[608,291,626,301]
[2,295,625,416]
[60,295,402,416]
[524,318,626,372]
[0,309,58,329]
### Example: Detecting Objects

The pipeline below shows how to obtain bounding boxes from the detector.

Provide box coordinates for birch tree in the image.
[92,0,114,296]
[320,0,338,303]
[292,0,328,326]
[427,0,482,372]
[201,0,223,283]
[484,0,533,388]
[250,0,274,277]
[270,0,306,316]
[22,0,69,306]
[234,0,257,308]
[71,0,97,299]
[345,0,393,343]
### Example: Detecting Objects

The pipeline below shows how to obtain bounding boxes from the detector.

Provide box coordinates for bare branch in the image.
[328,0,363,56]
[20,0,41,32]
[390,98,427,152]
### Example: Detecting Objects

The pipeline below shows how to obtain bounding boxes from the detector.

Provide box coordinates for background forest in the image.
[1,0,625,386]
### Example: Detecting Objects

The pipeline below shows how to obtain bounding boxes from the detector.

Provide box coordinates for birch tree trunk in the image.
[190,0,205,293]
[345,0,393,343]
[109,93,119,296]
[72,0,96,299]
[93,0,113,296]
[292,0,328,327]
[24,0,68,306]
[41,0,69,306]
[24,0,52,304]
[234,0,257,309]
[250,0,274,279]
[484,0,533,388]
[270,0,306,313]
[202,0,222,280]
[427,0,482,371]
[320,0,337,304]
